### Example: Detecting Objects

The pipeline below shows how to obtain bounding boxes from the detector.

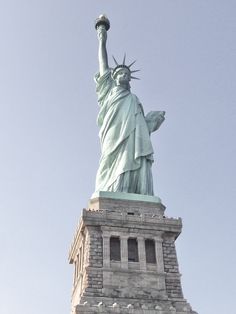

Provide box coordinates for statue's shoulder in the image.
[131,92,141,104]
[95,69,115,101]
[95,68,113,83]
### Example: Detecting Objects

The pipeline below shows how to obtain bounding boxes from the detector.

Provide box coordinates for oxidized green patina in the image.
[94,15,165,195]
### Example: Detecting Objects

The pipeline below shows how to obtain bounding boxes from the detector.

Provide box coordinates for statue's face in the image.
[114,68,131,86]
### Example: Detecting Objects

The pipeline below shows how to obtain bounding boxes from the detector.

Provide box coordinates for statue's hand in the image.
[97,25,107,43]
[159,111,165,119]
[145,111,166,133]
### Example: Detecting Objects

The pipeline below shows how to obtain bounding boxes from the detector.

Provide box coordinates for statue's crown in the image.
[112,54,140,80]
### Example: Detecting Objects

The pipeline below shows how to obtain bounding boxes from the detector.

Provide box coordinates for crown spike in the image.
[131,69,140,73]
[130,76,140,80]
[112,55,119,66]
[122,53,126,65]
[128,60,136,68]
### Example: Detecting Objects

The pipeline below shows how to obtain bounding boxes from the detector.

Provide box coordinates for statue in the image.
[94,15,165,196]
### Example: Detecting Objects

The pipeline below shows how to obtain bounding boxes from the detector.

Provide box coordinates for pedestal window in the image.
[128,238,139,262]
[145,239,156,264]
[110,237,121,261]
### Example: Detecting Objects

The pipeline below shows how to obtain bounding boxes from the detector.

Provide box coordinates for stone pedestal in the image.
[69,192,197,314]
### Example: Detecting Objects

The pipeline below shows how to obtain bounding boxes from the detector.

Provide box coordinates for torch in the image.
[95,14,110,31]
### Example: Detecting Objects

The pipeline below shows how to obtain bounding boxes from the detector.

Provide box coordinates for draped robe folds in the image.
[95,70,154,195]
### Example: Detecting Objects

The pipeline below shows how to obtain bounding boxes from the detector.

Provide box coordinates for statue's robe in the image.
[95,70,154,195]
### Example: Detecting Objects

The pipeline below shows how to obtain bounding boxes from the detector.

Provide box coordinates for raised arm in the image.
[97,25,109,76]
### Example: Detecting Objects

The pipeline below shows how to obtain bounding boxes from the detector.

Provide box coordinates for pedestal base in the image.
[69,194,198,314]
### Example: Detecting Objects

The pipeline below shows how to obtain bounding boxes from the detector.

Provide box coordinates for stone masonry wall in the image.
[162,238,183,299]
[86,226,103,268]
[82,226,103,298]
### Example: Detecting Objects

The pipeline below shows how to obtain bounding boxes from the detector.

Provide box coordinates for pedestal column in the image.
[120,235,128,269]
[102,235,110,268]
[138,236,146,270]
[155,236,166,290]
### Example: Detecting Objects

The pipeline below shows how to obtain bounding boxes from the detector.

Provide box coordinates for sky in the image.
[0,1,235,313]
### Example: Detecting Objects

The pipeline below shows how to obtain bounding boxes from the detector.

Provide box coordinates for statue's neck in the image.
[115,82,130,90]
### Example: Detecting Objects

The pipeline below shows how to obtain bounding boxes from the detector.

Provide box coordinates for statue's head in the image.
[113,67,131,88]
[112,55,140,89]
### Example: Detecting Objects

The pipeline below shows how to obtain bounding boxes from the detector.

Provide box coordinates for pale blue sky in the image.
[0,1,235,314]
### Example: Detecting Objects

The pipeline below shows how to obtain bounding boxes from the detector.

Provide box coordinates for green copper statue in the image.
[94,15,165,195]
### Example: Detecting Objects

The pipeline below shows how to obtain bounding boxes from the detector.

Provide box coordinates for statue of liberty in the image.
[94,15,165,196]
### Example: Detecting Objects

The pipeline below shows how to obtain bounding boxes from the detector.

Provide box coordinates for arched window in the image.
[128,238,139,262]
[110,237,121,261]
[145,239,156,263]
